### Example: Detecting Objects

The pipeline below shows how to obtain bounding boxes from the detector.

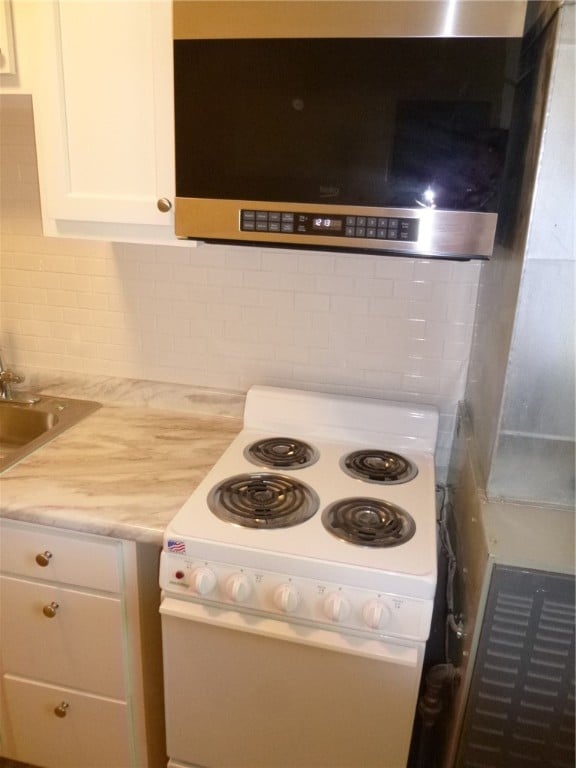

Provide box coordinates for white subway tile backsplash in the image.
[450,260,483,283]
[261,249,300,273]
[176,265,209,285]
[120,242,157,263]
[413,259,454,282]
[393,279,434,302]
[225,248,262,271]
[406,300,447,322]
[242,269,284,290]
[79,324,121,344]
[2,302,33,320]
[402,373,441,395]
[294,292,331,313]
[298,251,335,275]
[367,297,408,318]
[336,254,375,276]
[258,290,295,311]
[406,336,445,360]
[314,274,356,295]
[330,295,370,316]
[355,277,394,298]
[207,267,244,287]
[443,339,471,361]
[374,257,415,280]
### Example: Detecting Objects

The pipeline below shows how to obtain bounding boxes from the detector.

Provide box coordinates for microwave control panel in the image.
[240,210,419,243]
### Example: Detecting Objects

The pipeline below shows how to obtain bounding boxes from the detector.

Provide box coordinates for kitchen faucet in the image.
[0,352,39,403]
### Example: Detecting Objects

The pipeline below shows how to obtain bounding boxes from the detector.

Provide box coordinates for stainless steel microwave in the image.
[173,1,528,259]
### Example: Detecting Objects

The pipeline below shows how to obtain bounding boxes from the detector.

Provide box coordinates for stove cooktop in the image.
[165,425,438,598]
[161,386,439,640]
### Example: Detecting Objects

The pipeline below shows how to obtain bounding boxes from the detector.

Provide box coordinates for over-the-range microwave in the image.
[173,1,528,260]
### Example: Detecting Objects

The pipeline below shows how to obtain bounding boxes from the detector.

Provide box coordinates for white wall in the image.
[0,96,483,473]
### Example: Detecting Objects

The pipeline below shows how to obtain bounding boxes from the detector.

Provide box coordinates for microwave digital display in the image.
[312,218,342,232]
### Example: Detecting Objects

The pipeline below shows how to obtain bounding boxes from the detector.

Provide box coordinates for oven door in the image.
[160,597,425,768]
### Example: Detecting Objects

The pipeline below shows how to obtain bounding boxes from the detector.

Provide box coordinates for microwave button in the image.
[281,222,294,233]
[256,221,269,231]
[242,210,256,220]
[269,212,281,222]
[377,228,387,239]
[345,226,355,237]
[355,227,366,238]
[400,230,411,240]
[242,221,256,231]
[345,216,356,226]
[256,211,268,221]
[268,222,281,232]
[387,229,398,240]
[400,220,411,231]
[388,218,399,229]
[377,217,388,227]
[367,217,377,228]
[366,227,377,239]
[356,216,366,227]
[281,212,294,222]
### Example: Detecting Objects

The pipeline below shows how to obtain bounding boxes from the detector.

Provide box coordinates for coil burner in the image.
[245,437,319,469]
[322,497,416,547]
[342,450,418,484]
[208,473,319,528]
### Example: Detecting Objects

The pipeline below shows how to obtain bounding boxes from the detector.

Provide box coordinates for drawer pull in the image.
[36,551,53,567]
[43,601,59,618]
[54,701,70,718]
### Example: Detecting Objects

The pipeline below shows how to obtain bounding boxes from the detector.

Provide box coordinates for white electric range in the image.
[159,385,439,768]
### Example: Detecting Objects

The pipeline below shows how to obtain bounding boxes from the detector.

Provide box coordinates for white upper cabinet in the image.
[3,0,180,244]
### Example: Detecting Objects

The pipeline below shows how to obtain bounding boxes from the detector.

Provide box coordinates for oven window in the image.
[174,37,517,212]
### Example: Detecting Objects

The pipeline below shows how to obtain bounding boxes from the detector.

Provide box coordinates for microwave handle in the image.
[160,596,419,667]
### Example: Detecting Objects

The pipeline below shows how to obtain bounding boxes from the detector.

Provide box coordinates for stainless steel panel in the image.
[175,197,496,258]
[174,1,528,40]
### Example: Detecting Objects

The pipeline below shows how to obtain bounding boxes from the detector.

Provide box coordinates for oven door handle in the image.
[160,597,420,667]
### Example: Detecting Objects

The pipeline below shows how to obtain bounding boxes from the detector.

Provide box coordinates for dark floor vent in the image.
[458,566,575,768]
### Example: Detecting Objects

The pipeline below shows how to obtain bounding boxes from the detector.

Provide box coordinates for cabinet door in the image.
[2,675,133,768]
[0,576,126,699]
[31,0,177,243]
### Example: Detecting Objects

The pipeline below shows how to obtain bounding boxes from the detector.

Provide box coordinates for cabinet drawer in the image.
[0,521,121,592]
[0,576,125,699]
[2,675,133,768]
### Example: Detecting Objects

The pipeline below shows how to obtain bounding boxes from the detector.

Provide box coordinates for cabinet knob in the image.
[36,551,53,567]
[54,701,70,718]
[43,601,60,618]
[157,197,172,213]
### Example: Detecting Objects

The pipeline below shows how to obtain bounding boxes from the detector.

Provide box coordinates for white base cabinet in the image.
[0,520,165,768]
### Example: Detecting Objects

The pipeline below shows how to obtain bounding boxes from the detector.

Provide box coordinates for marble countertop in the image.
[0,375,243,545]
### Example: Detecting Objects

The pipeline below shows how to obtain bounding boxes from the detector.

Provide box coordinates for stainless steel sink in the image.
[0,395,101,473]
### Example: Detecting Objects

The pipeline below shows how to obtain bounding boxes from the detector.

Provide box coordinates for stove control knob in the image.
[274,583,300,613]
[189,566,217,596]
[323,592,352,623]
[362,599,391,630]
[225,573,252,603]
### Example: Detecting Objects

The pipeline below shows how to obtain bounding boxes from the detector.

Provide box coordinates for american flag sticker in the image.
[167,539,186,553]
